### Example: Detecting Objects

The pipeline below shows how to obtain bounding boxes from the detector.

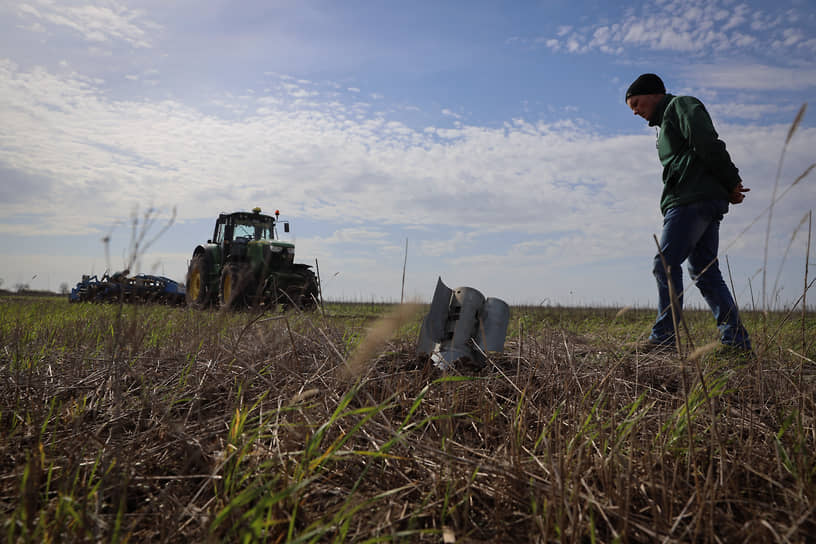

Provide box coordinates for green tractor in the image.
[186,207,319,310]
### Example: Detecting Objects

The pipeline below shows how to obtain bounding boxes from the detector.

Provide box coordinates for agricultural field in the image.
[1,295,815,542]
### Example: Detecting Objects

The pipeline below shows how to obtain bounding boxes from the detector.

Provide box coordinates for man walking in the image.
[625,73,751,351]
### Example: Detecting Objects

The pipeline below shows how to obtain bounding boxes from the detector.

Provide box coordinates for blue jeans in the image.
[650,199,751,349]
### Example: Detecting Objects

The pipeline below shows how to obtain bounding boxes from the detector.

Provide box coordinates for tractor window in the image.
[234,221,273,241]
[254,224,272,240]
[214,223,225,244]
[234,224,253,240]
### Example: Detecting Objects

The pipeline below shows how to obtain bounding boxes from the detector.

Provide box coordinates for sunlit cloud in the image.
[535,0,816,60]
[14,0,158,48]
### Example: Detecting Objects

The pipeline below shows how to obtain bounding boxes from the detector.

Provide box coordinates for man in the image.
[625,73,751,351]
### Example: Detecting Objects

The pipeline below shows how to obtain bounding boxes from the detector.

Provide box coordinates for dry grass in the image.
[1,296,815,543]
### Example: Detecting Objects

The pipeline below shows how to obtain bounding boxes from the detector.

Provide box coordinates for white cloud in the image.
[533,0,815,60]
[589,26,611,47]
[318,228,391,245]
[565,37,584,53]
[419,232,476,257]
[684,63,816,91]
[722,4,750,31]
[707,102,788,120]
[773,27,804,48]
[14,0,158,48]
[730,32,757,47]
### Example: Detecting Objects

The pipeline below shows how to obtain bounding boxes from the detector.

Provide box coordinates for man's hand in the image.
[729,182,750,204]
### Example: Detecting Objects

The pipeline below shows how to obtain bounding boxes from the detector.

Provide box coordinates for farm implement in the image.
[68,271,186,305]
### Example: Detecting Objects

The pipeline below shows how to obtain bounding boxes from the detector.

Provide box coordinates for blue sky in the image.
[1,0,814,308]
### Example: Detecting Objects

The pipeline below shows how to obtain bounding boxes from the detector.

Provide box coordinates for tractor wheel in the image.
[295,268,320,310]
[186,255,212,308]
[219,263,252,309]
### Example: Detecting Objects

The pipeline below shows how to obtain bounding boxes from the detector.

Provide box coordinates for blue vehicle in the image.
[69,271,186,305]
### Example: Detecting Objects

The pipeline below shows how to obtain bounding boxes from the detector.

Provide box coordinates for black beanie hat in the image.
[625,73,666,102]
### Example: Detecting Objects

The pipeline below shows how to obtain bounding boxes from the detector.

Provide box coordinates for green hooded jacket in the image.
[650,94,741,215]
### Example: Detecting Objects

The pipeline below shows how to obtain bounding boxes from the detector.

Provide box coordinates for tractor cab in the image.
[209,207,289,244]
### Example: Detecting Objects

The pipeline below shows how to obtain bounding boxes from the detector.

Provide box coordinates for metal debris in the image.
[417,277,510,370]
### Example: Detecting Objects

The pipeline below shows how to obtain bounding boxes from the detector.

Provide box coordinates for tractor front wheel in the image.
[285,267,319,310]
[219,263,252,309]
[299,269,319,310]
[186,255,212,308]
